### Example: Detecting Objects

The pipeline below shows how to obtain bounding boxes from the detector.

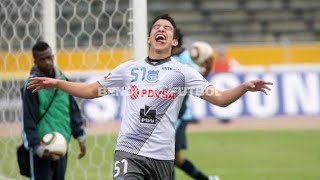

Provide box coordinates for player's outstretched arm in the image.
[27,77,102,99]
[201,80,272,107]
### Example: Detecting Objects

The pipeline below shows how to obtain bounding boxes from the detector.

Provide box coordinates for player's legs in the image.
[175,153,211,180]
[174,121,217,180]
[32,154,54,180]
[52,153,67,180]
[173,119,188,180]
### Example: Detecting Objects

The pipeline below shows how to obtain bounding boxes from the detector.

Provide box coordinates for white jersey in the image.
[98,57,211,160]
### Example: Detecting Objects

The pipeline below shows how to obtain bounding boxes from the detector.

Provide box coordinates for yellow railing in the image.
[1,43,320,78]
[0,49,132,72]
[226,43,320,65]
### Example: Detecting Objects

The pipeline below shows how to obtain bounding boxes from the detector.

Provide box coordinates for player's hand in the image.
[42,149,56,160]
[27,77,59,93]
[35,146,56,160]
[78,141,86,159]
[244,80,273,95]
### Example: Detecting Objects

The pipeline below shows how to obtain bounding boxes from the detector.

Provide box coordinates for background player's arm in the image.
[201,80,272,107]
[28,78,102,99]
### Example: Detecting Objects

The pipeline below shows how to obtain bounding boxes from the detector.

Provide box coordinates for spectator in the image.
[21,41,86,180]
[212,45,242,73]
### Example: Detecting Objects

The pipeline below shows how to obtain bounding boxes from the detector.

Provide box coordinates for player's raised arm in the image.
[27,77,102,99]
[201,80,273,107]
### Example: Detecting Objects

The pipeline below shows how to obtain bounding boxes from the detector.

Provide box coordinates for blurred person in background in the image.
[211,45,242,123]
[212,45,242,73]
[21,41,86,180]
[171,28,219,180]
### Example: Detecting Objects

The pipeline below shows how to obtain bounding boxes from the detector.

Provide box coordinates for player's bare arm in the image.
[27,77,102,99]
[202,80,273,107]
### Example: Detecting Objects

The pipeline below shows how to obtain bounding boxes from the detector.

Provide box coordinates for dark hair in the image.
[175,28,183,47]
[32,41,50,54]
[148,14,177,37]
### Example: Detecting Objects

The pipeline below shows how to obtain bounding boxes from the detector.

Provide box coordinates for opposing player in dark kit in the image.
[172,29,219,180]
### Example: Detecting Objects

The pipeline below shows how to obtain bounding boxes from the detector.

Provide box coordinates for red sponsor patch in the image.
[129,85,139,100]
[129,85,175,100]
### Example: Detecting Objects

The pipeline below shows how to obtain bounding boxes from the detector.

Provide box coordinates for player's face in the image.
[148,19,178,53]
[33,48,54,76]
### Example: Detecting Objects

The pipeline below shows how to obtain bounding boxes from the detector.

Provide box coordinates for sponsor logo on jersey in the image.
[129,85,176,100]
[162,67,175,71]
[140,105,156,124]
[129,85,139,100]
[146,70,159,83]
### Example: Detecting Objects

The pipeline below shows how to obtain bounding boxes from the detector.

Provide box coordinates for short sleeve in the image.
[183,64,212,97]
[98,61,132,94]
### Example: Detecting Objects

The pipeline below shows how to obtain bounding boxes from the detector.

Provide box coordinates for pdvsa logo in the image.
[129,85,176,100]
[129,85,139,100]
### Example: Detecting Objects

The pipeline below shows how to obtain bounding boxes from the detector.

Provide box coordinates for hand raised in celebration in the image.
[244,80,273,95]
[27,77,59,93]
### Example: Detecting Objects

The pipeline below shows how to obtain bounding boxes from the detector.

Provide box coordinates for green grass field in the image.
[1,129,320,180]
[175,130,320,180]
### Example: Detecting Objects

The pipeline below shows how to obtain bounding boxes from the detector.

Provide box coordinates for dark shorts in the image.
[175,120,189,152]
[113,151,174,180]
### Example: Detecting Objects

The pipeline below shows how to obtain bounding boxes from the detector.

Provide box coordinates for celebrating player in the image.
[28,14,272,180]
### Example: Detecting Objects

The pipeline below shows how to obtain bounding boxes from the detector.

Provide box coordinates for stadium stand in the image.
[148,0,320,44]
[2,0,320,51]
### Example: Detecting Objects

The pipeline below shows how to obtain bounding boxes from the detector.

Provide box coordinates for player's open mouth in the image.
[155,34,166,43]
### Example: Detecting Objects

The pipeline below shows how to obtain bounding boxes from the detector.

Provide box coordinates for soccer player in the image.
[172,29,219,180]
[27,14,272,180]
[21,41,86,179]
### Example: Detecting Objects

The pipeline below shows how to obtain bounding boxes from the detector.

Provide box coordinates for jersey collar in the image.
[145,56,171,66]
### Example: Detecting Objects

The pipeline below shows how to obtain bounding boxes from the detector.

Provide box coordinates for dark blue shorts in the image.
[175,120,189,152]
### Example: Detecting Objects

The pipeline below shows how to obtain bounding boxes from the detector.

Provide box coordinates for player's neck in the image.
[148,48,171,60]
[146,56,171,65]
[147,56,170,62]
